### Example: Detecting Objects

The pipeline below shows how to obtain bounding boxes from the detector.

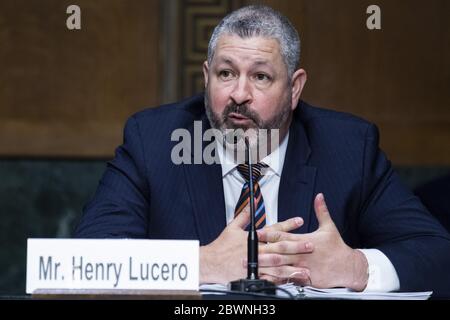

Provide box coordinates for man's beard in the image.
[204,89,292,161]
[204,91,292,133]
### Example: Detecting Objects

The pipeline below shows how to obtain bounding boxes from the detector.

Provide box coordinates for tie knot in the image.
[237,163,268,182]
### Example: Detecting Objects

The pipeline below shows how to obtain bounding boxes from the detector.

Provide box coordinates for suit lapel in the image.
[278,107,317,233]
[183,116,226,245]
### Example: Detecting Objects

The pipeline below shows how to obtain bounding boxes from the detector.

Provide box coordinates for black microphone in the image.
[229,137,276,294]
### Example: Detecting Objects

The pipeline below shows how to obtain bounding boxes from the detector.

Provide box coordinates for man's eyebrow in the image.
[251,60,276,73]
[253,60,269,65]
[215,57,273,69]
[216,57,235,65]
[252,60,272,68]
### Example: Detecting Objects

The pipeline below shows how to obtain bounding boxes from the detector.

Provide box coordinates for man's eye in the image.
[219,70,233,79]
[255,73,271,82]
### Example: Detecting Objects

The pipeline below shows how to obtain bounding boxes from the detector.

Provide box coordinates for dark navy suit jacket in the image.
[75,94,450,295]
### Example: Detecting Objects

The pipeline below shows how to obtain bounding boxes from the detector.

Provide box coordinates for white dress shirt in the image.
[216,132,400,292]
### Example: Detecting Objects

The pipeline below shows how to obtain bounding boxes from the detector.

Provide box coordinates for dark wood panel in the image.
[0,0,161,157]
[1,0,449,164]
[251,0,450,165]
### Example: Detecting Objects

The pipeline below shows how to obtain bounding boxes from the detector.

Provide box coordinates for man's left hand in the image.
[258,193,369,291]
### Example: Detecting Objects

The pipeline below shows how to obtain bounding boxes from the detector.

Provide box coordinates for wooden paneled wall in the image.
[257,0,450,165]
[0,0,161,157]
[1,0,449,164]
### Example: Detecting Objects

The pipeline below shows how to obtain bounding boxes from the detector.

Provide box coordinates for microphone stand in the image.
[229,137,276,295]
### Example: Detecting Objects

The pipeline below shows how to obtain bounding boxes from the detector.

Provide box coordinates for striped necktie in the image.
[234,163,268,229]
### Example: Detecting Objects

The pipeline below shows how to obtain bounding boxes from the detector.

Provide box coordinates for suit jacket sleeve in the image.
[358,124,450,294]
[74,115,150,238]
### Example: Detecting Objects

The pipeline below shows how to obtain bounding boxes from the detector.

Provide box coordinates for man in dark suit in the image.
[75,5,450,295]
[415,174,450,233]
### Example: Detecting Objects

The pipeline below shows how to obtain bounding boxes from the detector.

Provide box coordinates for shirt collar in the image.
[217,131,289,178]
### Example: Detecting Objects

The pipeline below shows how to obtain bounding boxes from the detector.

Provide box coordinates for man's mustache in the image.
[222,103,259,123]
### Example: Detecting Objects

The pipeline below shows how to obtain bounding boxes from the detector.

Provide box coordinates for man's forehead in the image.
[216,56,271,66]
[216,34,280,54]
[213,35,282,66]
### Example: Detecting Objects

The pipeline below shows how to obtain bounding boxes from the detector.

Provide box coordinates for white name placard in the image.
[26,239,199,293]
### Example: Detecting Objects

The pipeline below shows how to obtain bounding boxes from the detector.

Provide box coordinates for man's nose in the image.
[230,77,252,106]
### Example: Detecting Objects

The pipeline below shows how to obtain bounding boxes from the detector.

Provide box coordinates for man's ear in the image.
[291,69,307,111]
[203,61,209,88]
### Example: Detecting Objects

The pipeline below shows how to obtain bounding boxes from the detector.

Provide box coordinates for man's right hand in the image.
[200,209,312,285]
[199,208,251,284]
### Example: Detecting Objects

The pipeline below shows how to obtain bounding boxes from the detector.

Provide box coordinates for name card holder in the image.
[27,239,200,299]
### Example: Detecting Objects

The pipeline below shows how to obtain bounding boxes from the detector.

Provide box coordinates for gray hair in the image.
[207,5,300,78]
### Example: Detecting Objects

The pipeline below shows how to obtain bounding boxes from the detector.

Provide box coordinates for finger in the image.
[262,216,303,234]
[245,252,310,268]
[231,205,251,229]
[260,240,314,255]
[260,266,310,282]
[314,193,331,227]
[244,254,290,268]
[256,253,297,267]
[258,230,308,243]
